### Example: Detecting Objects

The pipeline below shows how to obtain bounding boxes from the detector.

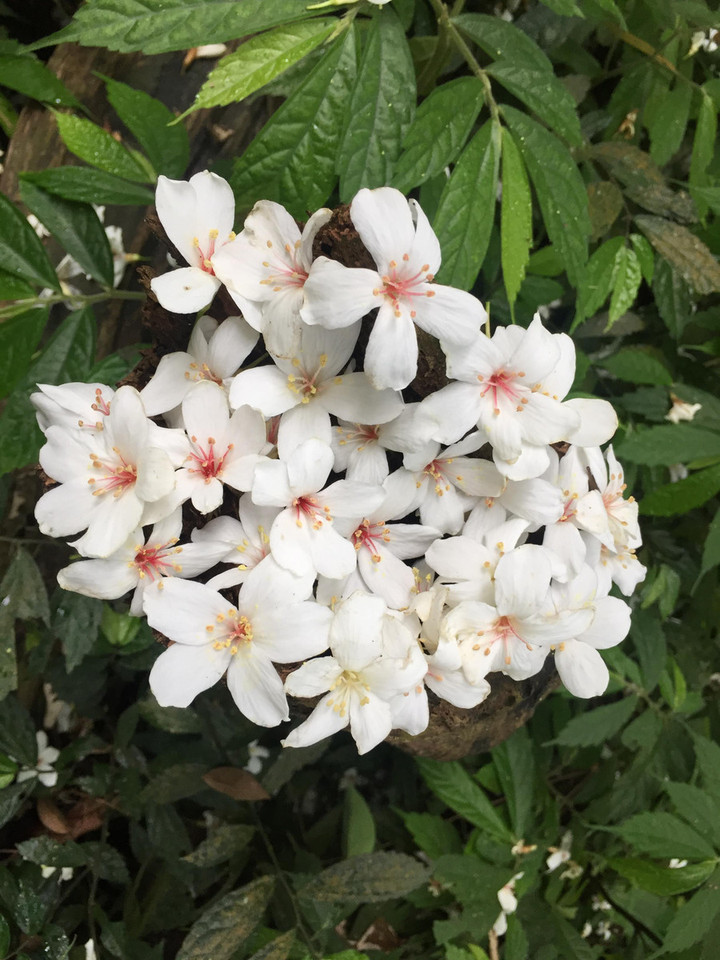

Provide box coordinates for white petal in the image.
[563,398,618,446]
[349,690,393,754]
[151,267,220,314]
[331,592,386,670]
[301,258,381,328]
[555,640,609,698]
[149,643,228,707]
[282,692,349,748]
[284,657,343,697]
[350,187,415,271]
[226,649,289,726]
[229,366,295,417]
[252,600,332,662]
[58,558,138,599]
[364,304,418,391]
[143,577,232,645]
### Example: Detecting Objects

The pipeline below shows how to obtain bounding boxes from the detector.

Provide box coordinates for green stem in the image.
[427,0,499,122]
[0,289,145,321]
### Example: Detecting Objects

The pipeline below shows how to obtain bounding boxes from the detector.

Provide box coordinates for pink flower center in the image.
[478,370,523,412]
[193,229,222,275]
[87,447,137,497]
[352,519,391,562]
[78,388,112,431]
[187,436,232,482]
[132,540,181,580]
[375,258,435,319]
[186,362,222,385]
[292,495,332,530]
[337,423,380,448]
[287,355,328,403]
[472,615,527,666]
[260,240,308,290]
[423,458,452,497]
[208,610,254,655]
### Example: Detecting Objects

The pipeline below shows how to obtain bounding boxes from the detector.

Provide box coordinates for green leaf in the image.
[592,142,696,224]
[661,869,720,953]
[647,77,692,167]
[177,876,274,960]
[0,782,29,829]
[337,8,415,201]
[16,836,88,868]
[183,824,255,868]
[0,192,59,290]
[652,257,692,339]
[231,26,357,218]
[616,424,720,466]
[21,167,154,206]
[487,61,582,146]
[0,915,9,957]
[54,593,103,673]
[574,236,624,327]
[343,785,375,858]
[397,811,463,860]
[189,19,336,113]
[0,308,48,400]
[538,0,583,14]
[553,695,637,747]
[630,607,666,693]
[101,606,140,648]
[143,763,208,803]
[453,14,554,74]
[0,608,16,702]
[608,245,642,328]
[609,857,717,896]
[31,0,321,56]
[615,812,717,860]
[636,214,720,296]
[417,757,512,842]
[54,112,152,183]
[0,696,37,766]
[492,727,534,838]
[0,88,18,136]
[19,179,115,287]
[588,180,623,241]
[138,697,202,734]
[0,53,79,107]
[104,77,189,178]
[247,931,295,960]
[504,106,589,287]
[300,851,430,903]
[501,128,532,315]
[1,549,50,626]
[665,782,720,850]
[693,734,720,800]
[392,77,485,193]
[641,463,720,516]
[690,91,717,216]
[433,119,501,291]
[599,347,673,386]
[0,268,34,301]
[699,509,720,582]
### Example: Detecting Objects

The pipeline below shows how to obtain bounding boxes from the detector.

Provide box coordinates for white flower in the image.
[150,171,237,313]
[41,865,73,882]
[668,463,689,483]
[174,381,269,514]
[85,940,97,960]
[244,740,270,775]
[35,386,178,558]
[144,565,332,725]
[579,446,641,553]
[57,508,227,615]
[546,831,573,872]
[17,731,59,788]
[301,187,484,390]
[550,566,631,699]
[493,872,523,936]
[229,321,402,458]
[251,438,384,579]
[666,397,702,423]
[669,858,689,869]
[283,592,427,754]
[213,200,331,357]
[140,315,258,417]
[32,382,115,436]
[416,316,584,480]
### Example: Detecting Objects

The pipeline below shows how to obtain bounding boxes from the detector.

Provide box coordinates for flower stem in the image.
[0,289,146,321]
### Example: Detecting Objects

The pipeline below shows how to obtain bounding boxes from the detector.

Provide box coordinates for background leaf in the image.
[337,8,415,200]
[433,119,501,290]
[177,876,274,960]
[54,112,153,183]
[300,852,430,903]
[501,128,532,314]
[0,192,59,291]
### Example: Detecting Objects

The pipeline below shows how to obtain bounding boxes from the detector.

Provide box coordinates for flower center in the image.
[187,436,232,482]
[292,495,332,530]
[327,669,371,716]
[87,447,137,497]
[193,228,225,275]
[287,355,328,404]
[260,240,308,290]
[423,458,452,497]
[186,362,222,385]
[132,540,182,579]
[471,615,526,665]
[374,258,435,319]
[478,370,524,412]
[337,423,380,449]
[209,610,254,654]
[352,519,391,562]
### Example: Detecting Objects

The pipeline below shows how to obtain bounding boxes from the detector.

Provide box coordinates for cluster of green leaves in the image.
[0,0,719,957]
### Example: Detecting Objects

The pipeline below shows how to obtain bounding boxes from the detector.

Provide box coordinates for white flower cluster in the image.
[33,173,646,755]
